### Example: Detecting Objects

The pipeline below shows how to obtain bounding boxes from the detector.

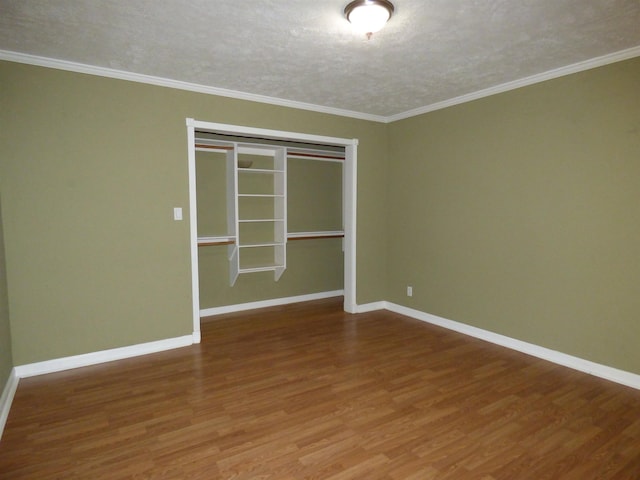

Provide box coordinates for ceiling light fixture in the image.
[344,0,394,39]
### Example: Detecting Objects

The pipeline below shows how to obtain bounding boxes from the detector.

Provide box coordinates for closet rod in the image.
[198,240,235,246]
[288,152,345,161]
[195,144,234,150]
[288,235,344,241]
[288,231,345,241]
[194,142,344,161]
[197,235,236,246]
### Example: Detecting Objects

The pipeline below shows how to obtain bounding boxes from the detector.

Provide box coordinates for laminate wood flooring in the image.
[1,298,640,479]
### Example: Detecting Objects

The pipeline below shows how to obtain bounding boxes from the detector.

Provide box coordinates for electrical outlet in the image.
[407,286,413,297]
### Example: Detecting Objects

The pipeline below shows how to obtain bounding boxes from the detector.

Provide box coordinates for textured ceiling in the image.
[1,0,640,118]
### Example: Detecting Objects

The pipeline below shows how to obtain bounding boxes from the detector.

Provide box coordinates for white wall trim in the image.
[186,122,201,344]
[200,290,344,317]
[187,119,357,148]
[0,368,19,441]
[354,301,387,313]
[343,142,358,313]
[384,302,640,391]
[386,45,640,122]
[14,335,194,379]
[187,119,358,318]
[4,46,639,125]
[0,50,386,123]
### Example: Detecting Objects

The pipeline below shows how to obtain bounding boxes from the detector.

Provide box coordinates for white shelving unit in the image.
[226,146,239,285]
[194,136,346,286]
[234,145,287,285]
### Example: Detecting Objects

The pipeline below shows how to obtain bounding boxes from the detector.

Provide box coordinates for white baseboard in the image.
[385,302,640,390]
[355,301,387,313]
[0,368,19,441]
[14,335,194,379]
[200,290,344,317]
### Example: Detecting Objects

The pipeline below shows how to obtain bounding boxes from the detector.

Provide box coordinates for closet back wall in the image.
[0,60,389,365]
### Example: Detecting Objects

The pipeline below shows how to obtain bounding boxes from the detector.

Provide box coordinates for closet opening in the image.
[186,119,358,342]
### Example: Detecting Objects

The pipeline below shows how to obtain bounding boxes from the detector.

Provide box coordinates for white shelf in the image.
[287,230,344,239]
[239,242,284,248]
[197,235,236,245]
[194,138,344,162]
[238,218,284,223]
[198,231,342,246]
[239,264,285,274]
[195,147,230,153]
[238,168,285,174]
[238,194,284,198]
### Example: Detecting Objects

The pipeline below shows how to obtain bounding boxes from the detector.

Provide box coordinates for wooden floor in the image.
[1,298,640,479]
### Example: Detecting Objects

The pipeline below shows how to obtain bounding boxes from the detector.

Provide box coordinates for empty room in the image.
[1,1,640,478]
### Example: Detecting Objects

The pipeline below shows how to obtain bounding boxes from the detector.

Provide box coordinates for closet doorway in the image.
[186,119,358,342]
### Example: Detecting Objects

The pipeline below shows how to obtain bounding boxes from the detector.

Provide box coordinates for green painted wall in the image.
[3,54,637,377]
[0,60,388,365]
[387,57,640,373]
[0,196,13,385]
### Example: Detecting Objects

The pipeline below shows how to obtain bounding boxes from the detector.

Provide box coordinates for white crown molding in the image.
[387,45,640,122]
[384,302,640,391]
[0,50,387,124]
[200,290,344,317]
[4,46,639,125]
[0,368,19,441]
[14,335,194,379]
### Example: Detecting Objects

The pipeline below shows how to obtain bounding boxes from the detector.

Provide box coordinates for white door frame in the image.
[186,118,358,342]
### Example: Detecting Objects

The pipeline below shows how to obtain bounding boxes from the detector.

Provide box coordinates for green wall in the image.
[0,60,388,365]
[387,57,640,373]
[2,54,638,377]
[198,239,344,308]
[0,196,13,386]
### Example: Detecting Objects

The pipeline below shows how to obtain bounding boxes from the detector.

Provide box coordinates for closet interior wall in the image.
[195,132,345,309]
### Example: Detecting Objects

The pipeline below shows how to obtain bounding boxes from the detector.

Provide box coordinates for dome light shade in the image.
[345,0,394,35]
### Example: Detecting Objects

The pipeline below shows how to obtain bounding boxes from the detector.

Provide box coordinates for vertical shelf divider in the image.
[227,146,240,286]
[274,147,287,281]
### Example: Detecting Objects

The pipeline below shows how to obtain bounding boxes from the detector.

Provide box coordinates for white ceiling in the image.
[1,0,640,120]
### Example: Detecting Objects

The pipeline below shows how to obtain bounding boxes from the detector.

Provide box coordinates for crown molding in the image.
[0,50,388,123]
[387,44,640,122]
[2,45,639,125]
